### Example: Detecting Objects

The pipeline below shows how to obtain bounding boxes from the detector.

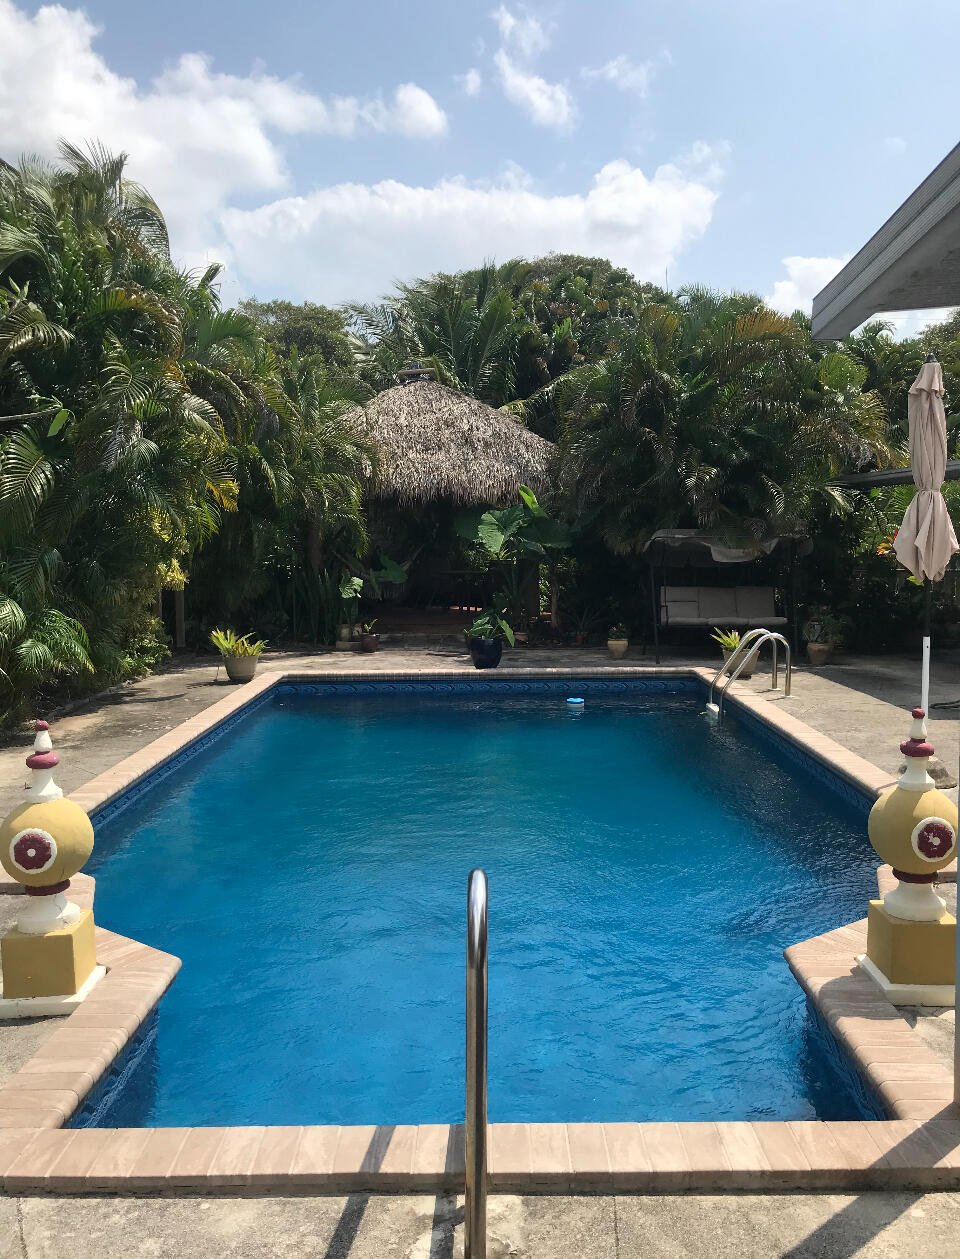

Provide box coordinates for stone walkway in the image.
[4,645,960,1256]
[5,1187,960,1257]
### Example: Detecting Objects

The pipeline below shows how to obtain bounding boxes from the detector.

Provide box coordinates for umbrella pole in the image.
[922,579,931,714]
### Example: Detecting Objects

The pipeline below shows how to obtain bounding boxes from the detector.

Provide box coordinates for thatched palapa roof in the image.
[349,379,554,506]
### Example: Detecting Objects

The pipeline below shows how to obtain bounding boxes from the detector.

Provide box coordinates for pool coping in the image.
[2,663,959,1195]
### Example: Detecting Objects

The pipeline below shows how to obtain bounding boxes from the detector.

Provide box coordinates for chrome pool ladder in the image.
[466,868,488,1259]
[706,627,792,723]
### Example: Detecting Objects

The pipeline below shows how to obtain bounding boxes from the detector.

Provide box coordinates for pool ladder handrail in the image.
[707,628,792,721]
[465,868,488,1259]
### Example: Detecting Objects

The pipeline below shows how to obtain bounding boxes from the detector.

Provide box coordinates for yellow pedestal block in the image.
[866,899,956,987]
[0,909,97,999]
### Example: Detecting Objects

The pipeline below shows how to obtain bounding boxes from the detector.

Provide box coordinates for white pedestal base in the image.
[856,953,955,1007]
[0,964,106,1019]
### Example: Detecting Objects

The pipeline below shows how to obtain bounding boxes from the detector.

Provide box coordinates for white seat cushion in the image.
[697,588,738,619]
[664,599,698,623]
[745,614,788,628]
[735,586,777,619]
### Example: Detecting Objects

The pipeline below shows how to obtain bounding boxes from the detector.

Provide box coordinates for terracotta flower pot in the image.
[223,656,258,683]
[807,641,834,666]
[607,637,629,659]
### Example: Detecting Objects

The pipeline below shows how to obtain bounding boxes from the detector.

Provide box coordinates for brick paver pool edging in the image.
[2,662,959,1194]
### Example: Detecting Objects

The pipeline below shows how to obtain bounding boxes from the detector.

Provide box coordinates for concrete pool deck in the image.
[4,645,960,1252]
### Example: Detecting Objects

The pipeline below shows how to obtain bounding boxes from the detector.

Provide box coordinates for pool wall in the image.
[2,663,958,1195]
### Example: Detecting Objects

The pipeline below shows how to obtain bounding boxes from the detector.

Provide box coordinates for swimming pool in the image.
[80,680,881,1128]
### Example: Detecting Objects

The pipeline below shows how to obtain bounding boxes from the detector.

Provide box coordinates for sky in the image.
[2,0,959,333]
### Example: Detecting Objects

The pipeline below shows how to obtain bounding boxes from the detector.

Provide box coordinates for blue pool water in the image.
[84,687,881,1127]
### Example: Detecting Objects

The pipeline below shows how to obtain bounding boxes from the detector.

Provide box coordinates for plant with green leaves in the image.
[0,145,241,720]
[209,628,267,657]
[457,484,571,628]
[0,588,92,722]
[338,572,364,628]
[801,608,846,645]
[555,290,892,555]
[469,597,515,645]
[710,627,742,652]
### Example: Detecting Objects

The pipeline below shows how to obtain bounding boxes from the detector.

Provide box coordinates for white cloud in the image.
[456,68,483,97]
[675,139,729,186]
[581,55,655,97]
[491,5,549,58]
[0,0,724,305]
[493,50,576,130]
[220,157,721,303]
[882,135,907,157]
[488,4,574,130]
[767,257,957,340]
[0,0,447,265]
[867,308,957,340]
[765,255,850,315]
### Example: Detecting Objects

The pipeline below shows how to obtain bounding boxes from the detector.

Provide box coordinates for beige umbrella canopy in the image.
[347,378,554,507]
[893,357,959,582]
[892,356,959,713]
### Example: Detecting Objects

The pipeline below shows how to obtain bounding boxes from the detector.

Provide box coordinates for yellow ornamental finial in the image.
[0,720,94,930]
[0,720,104,1016]
[860,708,958,1006]
[867,708,958,921]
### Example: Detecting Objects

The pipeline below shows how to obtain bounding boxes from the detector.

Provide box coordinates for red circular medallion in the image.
[10,829,56,872]
[911,817,956,863]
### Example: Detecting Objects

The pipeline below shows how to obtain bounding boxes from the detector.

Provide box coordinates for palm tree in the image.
[554,290,892,554]
[0,147,247,714]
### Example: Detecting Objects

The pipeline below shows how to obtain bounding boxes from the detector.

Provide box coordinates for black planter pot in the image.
[469,636,502,669]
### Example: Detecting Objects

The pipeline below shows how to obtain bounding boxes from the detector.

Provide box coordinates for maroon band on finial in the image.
[892,869,937,884]
[912,708,926,720]
[35,719,49,731]
[901,737,935,758]
[25,750,59,770]
[24,880,71,897]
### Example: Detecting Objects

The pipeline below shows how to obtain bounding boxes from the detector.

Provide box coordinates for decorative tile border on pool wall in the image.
[4,662,960,1194]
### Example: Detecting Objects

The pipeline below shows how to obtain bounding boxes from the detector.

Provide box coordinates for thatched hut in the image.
[347,369,555,625]
[350,377,553,507]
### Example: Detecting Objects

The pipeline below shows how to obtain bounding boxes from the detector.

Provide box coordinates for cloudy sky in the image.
[2,0,959,330]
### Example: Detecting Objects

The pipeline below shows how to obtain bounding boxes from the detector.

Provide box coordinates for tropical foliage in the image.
[0,144,370,722]
[553,289,892,555]
[2,138,957,722]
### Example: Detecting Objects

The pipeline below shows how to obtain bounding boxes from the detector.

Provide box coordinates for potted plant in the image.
[568,604,600,646]
[468,600,515,669]
[210,628,267,683]
[607,623,629,660]
[711,627,754,680]
[359,619,379,653]
[803,607,843,666]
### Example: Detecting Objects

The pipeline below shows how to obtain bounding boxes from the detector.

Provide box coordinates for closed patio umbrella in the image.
[892,355,959,710]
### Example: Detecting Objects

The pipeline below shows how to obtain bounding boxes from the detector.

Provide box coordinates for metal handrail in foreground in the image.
[707,628,792,721]
[465,869,488,1259]
[707,627,769,708]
